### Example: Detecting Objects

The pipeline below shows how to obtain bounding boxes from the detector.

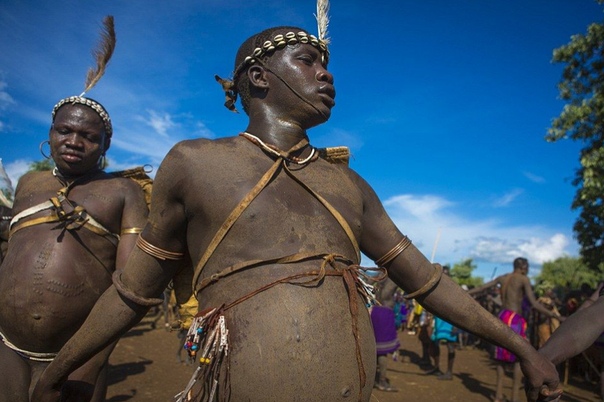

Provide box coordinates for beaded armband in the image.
[136,235,185,261]
[375,236,412,267]
[112,271,164,307]
[121,227,143,235]
[52,96,113,138]
[403,263,444,300]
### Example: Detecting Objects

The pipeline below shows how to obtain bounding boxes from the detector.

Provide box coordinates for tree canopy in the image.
[29,159,54,172]
[534,256,603,297]
[449,258,484,288]
[546,1,604,269]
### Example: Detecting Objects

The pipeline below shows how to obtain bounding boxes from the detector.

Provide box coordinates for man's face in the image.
[50,104,108,176]
[265,43,335,127]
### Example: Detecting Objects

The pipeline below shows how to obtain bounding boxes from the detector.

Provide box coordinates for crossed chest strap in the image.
[189,137,386,401]
[9,181,119,246]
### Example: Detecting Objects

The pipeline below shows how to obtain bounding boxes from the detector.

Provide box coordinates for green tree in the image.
[449,258,484,288]
[28,159,54,172]
[534,256,603,296]
[546,1,604,269]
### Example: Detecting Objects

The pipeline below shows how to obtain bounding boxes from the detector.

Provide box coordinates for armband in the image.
[403,263,443,300]
[112,271,164,307]
[375,236,412,267]
[121,227,143,235]
[136,235,184,261]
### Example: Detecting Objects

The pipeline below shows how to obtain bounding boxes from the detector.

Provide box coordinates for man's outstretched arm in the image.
[539,288,604,366]
[355,174,562,402]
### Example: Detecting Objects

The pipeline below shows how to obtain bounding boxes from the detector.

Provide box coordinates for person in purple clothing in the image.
[371,277,400,392]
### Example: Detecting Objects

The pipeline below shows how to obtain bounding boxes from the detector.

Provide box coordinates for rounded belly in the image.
[0,233,114,352]
[195,277,376,402]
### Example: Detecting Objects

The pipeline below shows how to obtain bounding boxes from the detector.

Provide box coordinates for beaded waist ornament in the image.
[174,308,230,402]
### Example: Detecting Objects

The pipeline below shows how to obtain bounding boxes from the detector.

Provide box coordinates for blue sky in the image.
[1,1,602,280]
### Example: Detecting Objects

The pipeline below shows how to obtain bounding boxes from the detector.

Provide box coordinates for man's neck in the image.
[53,167,102,185]
[244,120,312,156]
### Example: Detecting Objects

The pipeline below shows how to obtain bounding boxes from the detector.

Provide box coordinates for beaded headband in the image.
[216,0,331,112]
[51,96,113,138]
[233,31,329,80]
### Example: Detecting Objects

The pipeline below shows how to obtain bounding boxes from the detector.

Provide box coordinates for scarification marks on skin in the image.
[33,243,52,295]
[46,278,85,297]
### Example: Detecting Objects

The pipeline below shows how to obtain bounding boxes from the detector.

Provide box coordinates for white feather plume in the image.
[315,0,330,44]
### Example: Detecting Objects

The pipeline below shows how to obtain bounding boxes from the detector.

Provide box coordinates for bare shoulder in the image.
[14,170,49,188]
[11,171,53,210]
[153,137,240,193]
[169,136,238,156]
[159,137,238,170]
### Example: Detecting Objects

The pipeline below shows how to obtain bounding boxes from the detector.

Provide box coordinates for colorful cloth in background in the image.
[371,305,401,355]
[394,301,408,329]
[495,309,527,362]
[431,316,458,343]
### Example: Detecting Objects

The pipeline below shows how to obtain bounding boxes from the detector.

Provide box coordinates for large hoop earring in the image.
[39,140,51,159]
[98,154,107,169]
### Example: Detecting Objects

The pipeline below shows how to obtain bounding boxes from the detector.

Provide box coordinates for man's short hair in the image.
[513,257,528,270]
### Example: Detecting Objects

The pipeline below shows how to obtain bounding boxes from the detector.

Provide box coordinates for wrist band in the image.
[403,263,444,300]
[375,236,412,267]
[136,235,184,261]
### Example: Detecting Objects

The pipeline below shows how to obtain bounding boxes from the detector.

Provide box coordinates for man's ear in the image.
[247,65,269,90]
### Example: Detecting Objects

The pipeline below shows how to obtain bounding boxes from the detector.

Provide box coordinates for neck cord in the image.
[240,132,317,165]
[52,167,101,192]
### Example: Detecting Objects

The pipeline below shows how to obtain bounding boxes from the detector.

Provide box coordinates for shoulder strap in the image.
[191,157,282,291]
[192,151,360,293]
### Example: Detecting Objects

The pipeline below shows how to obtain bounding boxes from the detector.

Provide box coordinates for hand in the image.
[31,374,63,402]
[522,353,563,402]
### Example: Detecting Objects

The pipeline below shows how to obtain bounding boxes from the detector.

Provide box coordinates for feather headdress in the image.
[315,0,331,45]
[80,16,116,97]
[52,16,115,137]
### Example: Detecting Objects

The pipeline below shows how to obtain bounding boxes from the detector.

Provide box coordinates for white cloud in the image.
[3,158,30,190]
[0,79,14,109]
[140,110,177,138]
[382,193,575,269]
[471,234,570,265]
[524,171,546,183]
[0,77,15,133]
[108,109,216,171]
[492,188,523,207]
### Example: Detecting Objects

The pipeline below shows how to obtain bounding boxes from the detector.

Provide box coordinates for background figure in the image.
[0,97,148,401]
[535,291,561,348]
[0,206,10,264]
[393,289,408,331]
[371,278,400,392]
[469,257,562,402]
[415,303,434,370]
[429,315,458,380]
[426,264,458,381]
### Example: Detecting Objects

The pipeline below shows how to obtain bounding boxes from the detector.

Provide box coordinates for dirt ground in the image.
[106,312,602,402]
